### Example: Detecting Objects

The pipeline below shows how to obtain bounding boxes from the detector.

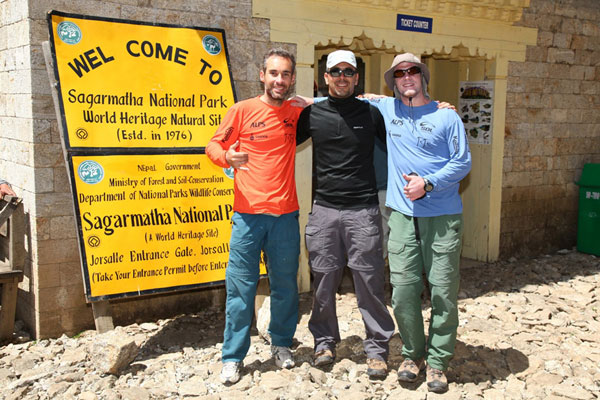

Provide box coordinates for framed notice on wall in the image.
[46,11,251,301]
[459,81,494,145]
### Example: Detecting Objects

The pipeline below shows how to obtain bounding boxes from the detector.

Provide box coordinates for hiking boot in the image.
[426,365,448,393]
[271,345,295,369]
[220,361,242,384]
[314,349,335,367]
[397,358,425,382]
[366,358,387,379]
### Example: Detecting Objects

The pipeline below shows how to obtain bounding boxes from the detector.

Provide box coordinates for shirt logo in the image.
[249,135,268,141]
[390,119,403,126]
[283,118,295,128]
[250,121,266,128]
[419,122,435,133]
[221,127,234,142]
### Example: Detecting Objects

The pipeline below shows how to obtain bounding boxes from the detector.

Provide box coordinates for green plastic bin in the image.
[576,163,600,256]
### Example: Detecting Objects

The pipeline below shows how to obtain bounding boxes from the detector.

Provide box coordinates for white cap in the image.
[326,50,357,69]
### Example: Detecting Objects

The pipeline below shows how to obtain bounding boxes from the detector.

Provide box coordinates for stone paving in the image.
[0,249,599,399]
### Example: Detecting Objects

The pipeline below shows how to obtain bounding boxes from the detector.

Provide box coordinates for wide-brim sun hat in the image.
[383,53,430,91]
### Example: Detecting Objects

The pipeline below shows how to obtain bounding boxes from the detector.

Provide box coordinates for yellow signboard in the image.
[46,11,248,301]
[48,11,234,148]
[70,153,261,299]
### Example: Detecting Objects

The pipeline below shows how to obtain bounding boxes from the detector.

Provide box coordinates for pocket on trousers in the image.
[430,238,461,284]
[305,225,321,254]
[431,239,461,254]
[388,242,405,256]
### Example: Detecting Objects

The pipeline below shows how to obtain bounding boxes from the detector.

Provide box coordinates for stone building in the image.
[1,0,598,338]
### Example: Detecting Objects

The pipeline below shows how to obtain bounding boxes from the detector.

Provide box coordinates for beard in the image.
[329,84,354,98]
[265,82,294,101]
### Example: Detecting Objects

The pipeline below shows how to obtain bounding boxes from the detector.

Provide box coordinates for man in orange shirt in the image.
[206,48,303,384]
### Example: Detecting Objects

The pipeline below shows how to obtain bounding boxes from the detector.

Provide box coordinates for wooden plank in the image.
[0,271,23,283]
[91,301,114,333]
[8,201,25,271]
[0,281,19,343]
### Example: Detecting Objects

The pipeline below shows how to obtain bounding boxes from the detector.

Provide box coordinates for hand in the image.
[289,95,313,108]
[436,101,457,113]
[402,173,426,201]
[225,141,249,171]
[359,93,385,100]
[0,183,16,199]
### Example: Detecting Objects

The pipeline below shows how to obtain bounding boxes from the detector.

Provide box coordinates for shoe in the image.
[271,345,295,369]
[220,361,242,384]
[366,358,387,379]
[314,349,335,367]
[397,358,425,382]
[426,365,448,393]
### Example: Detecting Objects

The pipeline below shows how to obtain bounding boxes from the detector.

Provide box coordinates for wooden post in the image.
[0,272,23,343]
[91,301,114,333]
[8,201,25,271]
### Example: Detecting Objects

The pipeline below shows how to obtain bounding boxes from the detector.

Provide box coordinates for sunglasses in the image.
[327,67,357,77]
[393,66,421,78]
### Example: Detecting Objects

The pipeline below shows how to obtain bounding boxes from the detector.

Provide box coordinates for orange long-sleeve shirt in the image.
[205,96,302,215]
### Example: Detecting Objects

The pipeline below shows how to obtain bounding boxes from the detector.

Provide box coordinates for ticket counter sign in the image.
[47,11,234,149]
[69,153,262,300]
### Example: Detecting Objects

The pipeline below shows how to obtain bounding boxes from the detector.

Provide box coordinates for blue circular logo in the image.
[202,35,221,55]
[223,166,234,179]
[57,21,82,45]
[78,161,104,184]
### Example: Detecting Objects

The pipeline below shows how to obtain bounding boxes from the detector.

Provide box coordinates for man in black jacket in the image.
[297,50,395,379]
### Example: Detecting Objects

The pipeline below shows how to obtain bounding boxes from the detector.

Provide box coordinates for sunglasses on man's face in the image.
[327,67,357,77]
[393,66,421,78]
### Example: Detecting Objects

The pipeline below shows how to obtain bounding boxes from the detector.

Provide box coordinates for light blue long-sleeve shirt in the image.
[368,97,471,217]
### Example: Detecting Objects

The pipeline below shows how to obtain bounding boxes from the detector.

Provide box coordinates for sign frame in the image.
[46,10,243,302]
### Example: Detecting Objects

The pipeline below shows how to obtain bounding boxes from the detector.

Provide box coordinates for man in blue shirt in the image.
[369,53,471,393]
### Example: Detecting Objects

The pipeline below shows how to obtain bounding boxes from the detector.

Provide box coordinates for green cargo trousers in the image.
[388,211,463,371]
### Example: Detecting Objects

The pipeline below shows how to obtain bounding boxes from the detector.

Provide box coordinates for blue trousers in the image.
[222,211,300,363]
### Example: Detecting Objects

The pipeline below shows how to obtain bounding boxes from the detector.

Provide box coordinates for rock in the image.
[119,387,150,400]
[92,330,140,375]
[79,392,98,400]
[60,347,88,366]
[256,296,271,343]
[179,375,208,396]
[1,252,600,399]
[549,383,595,399]
[308,367,327,384]
[47,381,71,397]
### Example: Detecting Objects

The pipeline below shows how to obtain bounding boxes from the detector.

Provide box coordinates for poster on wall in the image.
[459,81,494,145]
[46,11,249,301]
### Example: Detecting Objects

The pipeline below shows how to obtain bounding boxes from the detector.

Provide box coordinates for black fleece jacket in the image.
[297,95,387,209]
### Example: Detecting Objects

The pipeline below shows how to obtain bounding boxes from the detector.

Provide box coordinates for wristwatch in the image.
[423,178,434,193]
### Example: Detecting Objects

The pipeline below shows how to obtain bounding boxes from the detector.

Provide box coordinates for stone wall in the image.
[0,0,294,338]
[502,0,600,258]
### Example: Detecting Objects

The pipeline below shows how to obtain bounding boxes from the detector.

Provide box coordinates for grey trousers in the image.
[305,203,395,361]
